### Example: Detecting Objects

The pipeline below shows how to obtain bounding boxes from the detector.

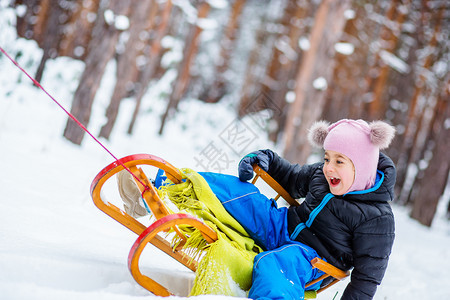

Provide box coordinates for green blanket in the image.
[158,168,262,296]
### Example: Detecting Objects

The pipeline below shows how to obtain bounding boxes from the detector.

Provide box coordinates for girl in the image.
[234,119,396,299]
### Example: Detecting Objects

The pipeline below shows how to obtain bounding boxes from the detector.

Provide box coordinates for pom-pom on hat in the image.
[308,119,395,193]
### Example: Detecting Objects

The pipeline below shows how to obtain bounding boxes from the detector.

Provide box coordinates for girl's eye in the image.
[337,160,343,164]
[324,158,329,163]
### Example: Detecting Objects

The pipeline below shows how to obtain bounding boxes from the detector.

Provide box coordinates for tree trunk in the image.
[395,4,445,199]
[63,0,131,145]
[199,0,246,103]
[33,0,50,44]
[266,1,315,142]
[410,87,449,226]
[238,0,291,120]
[14,0,38,41]
[237,1,288,118]
[447,199,450,221]
[322,3,365,122]
[34,0,66,83]
[13,0,100,61]
[237,20,271,117]
[283,0,350,163]
[128,0,173,135]
[59,0,100,60]
[159,0,210,135]
[365,0,407,120]
[99,0,155,140]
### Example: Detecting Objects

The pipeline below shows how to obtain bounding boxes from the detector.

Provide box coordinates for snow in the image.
[275,38,297,61]
[298,37,311,51]
[344,9,356,20]
[334,42,355,55]
[103,10,130,31]
[312,77,328,91]
[174,0,198,24]
[114,15,130,31]
[197,18,218,30]
[1,5,450,300]
[207,0,228,10]
[14,4,27,17]
[103,10,115,26]
[285,91,296,104]
[379,50,410,74]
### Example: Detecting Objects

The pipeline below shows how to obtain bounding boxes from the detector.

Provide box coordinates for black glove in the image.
[238,149,274,181]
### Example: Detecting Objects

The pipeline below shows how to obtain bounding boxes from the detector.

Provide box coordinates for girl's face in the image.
[323,150,355,195]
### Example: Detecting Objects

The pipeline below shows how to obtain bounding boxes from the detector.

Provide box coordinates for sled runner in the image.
[91,154,349,298]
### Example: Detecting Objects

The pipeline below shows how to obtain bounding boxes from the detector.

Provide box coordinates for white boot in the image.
[117,170,149,218]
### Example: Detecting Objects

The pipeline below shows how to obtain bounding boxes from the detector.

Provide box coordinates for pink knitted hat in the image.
[308,119,395,193]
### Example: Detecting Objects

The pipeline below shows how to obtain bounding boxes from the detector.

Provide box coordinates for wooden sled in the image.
[91,154,349,298]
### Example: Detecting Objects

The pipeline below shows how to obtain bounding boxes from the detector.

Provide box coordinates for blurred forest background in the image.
[8,0,449,227]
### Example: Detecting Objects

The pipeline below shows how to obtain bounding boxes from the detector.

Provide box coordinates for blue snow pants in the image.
[201,172,324,300]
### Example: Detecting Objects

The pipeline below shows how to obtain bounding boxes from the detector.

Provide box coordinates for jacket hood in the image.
[344,152,396,202]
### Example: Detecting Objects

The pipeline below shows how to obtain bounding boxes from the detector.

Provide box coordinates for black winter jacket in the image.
[267,151,396,300]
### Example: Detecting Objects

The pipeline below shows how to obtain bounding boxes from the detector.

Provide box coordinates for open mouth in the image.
[330,177,341,186]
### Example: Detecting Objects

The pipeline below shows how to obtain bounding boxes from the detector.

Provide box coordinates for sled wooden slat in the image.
[129,165,172,220]
[305,257,350,294]
[252,165,299,206]
[311,257,349,280]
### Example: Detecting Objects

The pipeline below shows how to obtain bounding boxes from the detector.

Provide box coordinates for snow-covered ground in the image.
[1,5,450,300]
